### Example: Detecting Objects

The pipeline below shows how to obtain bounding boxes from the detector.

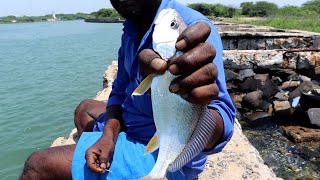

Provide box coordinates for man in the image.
[20,0,235,179]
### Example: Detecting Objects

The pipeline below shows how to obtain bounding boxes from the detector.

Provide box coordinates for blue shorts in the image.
[71,113,198,180]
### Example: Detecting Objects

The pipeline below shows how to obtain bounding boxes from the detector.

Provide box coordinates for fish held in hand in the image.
[133,9,216,179]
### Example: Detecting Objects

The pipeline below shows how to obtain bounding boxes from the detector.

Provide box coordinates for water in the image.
[241,119,320,179]
[0,20,122,179]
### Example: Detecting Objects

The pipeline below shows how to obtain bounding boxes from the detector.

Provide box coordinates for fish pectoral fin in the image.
[132,74,155,96]
[145,133,159,154]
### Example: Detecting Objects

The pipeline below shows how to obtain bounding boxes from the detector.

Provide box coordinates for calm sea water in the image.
[0,20,122,179]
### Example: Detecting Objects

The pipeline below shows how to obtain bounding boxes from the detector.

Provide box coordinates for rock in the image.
[262,80,280,99]
[274,92,288,101]
[287,73,300,81]
[308,108,320,127]
[289,81,314,99]
[254,73,269,82]
[238,69,255,81]
[242,91,263,109]
[281,81,301,90]
[259,100,272,112]
[271,76,283,85]
[299,75,311,82]
[299,93,320,110]
[103,61,118,88]
[51,128,78,147]
[225,69,238,82]
[270,69,297,82]
[230,93,245,109]
[281,126,320,143]
[315,66,320,75]
[243,112,272,126]
[223,50,320,70]
[240,78,263,93]
[273,100,292,116]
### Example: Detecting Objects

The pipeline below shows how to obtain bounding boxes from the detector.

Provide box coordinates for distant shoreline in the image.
[84,18,125,23]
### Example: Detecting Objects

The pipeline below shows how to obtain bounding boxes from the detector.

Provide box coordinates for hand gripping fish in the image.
[133,9,217,180]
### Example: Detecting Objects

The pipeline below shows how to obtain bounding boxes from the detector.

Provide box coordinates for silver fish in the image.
[133,9,215,179]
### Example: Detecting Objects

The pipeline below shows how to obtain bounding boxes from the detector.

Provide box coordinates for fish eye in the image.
[170,20,179,29]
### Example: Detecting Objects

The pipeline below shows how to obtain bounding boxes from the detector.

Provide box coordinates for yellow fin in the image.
[145,133,159,154]
[132,74,155,96]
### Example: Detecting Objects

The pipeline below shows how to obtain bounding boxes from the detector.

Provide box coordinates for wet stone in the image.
[225,69,238,82]
[281,81,301,90]
[308,108,320,127]
[315,66,320,75]
[259,100,271,112]
[273,100,292,116]
[281,126,320,143]
[270,69,297,82]
[274,92,288,101]
[289,81,314,99]
[244,112,272,126]
[262,80,280,99]
[299,75,311,82]
[230,93,245,109]
[240,77,263,93]
[242,91,263,109]
[271,76,283,86]
[299,93,320,111]
[238,69,255,81]
[254,74,269,82]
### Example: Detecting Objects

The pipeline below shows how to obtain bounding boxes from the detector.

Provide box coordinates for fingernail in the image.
[151,58,167,73]
[100,163,106,169]
[169,83,180,93]
[181,93,189,99]
[169,64,179,74]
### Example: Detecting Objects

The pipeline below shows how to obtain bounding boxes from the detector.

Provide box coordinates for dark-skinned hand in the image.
[85,128,116,173]
[139,22,218,105]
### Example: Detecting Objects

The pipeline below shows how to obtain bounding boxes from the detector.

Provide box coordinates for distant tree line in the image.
[0,8,121,23]
[1,0,320,23]
[188,0,320,18]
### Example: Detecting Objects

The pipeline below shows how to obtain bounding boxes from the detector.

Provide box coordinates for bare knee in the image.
[20,151,47,180]
[74,99,93,126]
[74,99,93,119]
[20,145,74,180]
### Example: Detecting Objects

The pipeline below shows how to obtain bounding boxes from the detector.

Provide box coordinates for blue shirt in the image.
[106,0,236,177]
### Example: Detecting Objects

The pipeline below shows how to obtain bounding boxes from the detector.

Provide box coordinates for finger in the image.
[169,42,216,75]
[98,145,114,170]
[176,22,211,51]
[169,63,218,94]
[85,149,104,173]
[139,49,167,75]
[182,83,219,105]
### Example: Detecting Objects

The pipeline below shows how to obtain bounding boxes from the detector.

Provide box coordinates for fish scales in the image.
[135,8,215,179]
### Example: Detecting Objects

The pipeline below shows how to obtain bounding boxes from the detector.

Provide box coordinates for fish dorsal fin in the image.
[145,133,159,155]
[132,74,155,96]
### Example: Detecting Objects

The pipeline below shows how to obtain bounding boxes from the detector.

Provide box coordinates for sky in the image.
[0,0,310,17]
